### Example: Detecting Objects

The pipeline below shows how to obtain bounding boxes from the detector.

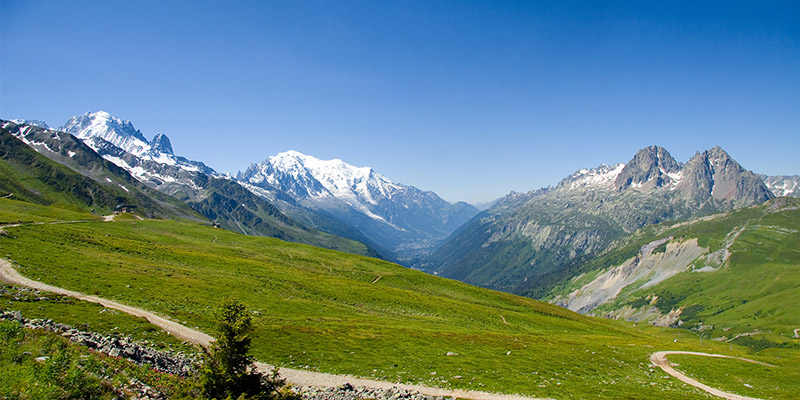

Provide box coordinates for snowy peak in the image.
[151,133,173,155]
[615,146,682,190]
[559,163,626,190]
[238,150,479,257]
[60,111,150,156]
[57,111,214,183]
[763,175,800,197]
[242,150,400,204]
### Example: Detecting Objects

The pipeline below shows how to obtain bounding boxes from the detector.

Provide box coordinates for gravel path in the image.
[650,351,774,400]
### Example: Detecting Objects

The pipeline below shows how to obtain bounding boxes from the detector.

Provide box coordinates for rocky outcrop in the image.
[0,310,196,377]
[294,383,447,400]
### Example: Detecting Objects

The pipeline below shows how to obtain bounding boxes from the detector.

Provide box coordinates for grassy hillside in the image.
[547,197,800,348]
[0,199,797,399]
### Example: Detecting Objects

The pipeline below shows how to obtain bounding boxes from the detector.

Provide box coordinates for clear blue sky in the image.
[2,1,798,203]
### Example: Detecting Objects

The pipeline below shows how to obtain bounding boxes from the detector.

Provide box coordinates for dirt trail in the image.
[0,258,215,346]
[0,257,548,400]
[650,351,774,400]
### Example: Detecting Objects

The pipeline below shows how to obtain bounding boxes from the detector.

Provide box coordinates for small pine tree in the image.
[199,296,296,400]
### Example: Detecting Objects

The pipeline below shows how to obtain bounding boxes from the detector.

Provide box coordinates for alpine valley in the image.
[4,112,796,280]
[1,111,798,399]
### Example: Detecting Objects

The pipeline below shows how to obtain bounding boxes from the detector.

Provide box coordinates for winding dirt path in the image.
[0,258,215,346]
[650,351,774,400]
[0,257,547,400]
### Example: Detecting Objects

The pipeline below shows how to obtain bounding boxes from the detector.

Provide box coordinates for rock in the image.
[0,310,196,376]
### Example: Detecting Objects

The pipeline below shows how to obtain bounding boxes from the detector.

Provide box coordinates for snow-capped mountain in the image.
[238,151,479,261]
[59,111,214,185]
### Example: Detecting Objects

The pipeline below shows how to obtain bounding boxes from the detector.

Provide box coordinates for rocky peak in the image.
[150,133,173,155]
[678,147,773,204]
[614,145,682,190]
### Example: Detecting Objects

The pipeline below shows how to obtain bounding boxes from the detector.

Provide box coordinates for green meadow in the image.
[1,198,797,399]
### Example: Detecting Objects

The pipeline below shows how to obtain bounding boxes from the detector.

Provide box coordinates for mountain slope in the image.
[1,121,202,219]
[55,112,375,256]
[549,197,800,347]
[238,151,478,262]
[428,146,774,296]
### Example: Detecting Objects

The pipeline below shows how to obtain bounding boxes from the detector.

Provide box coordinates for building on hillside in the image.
[114,204,138,214]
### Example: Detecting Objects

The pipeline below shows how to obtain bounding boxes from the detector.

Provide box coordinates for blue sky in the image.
[2,1,798,203]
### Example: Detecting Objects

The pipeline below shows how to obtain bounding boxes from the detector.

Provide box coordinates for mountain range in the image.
[6,112,478,262]
[5,113,797,281]
[0,121,201,220]
[1,118,375,256]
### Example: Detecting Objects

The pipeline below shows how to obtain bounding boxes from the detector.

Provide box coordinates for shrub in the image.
[199,296,299,400]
